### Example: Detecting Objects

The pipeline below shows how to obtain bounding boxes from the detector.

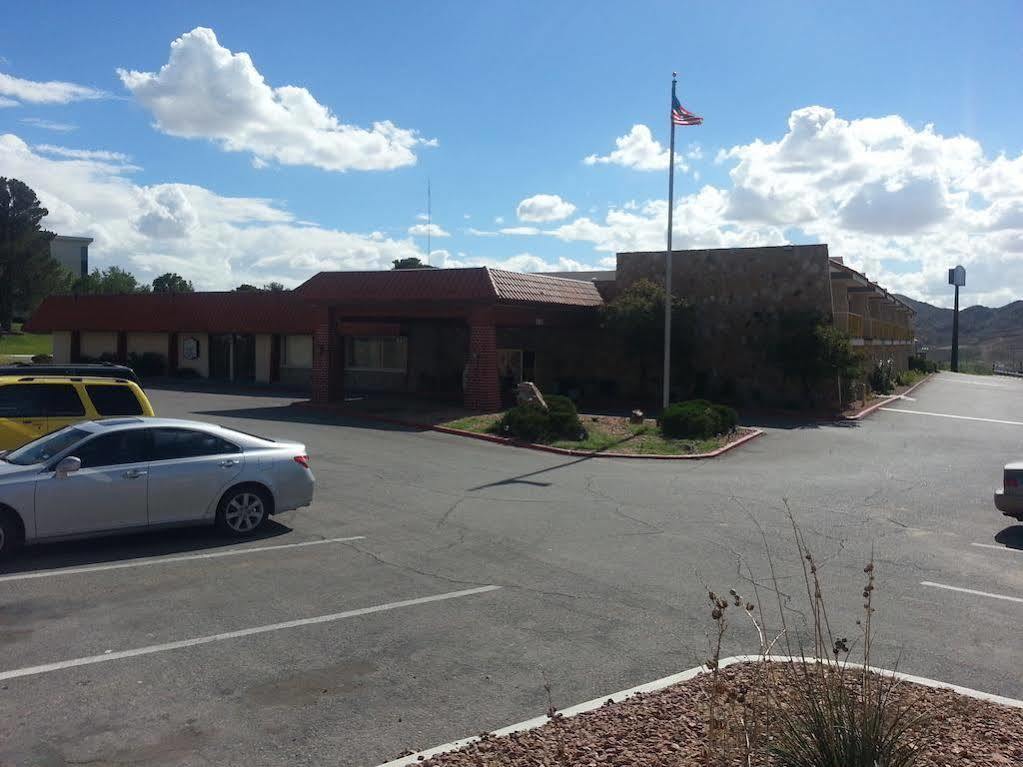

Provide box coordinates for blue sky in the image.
[2,1,1021,306]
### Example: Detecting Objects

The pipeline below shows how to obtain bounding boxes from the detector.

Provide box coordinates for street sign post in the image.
[948,266,965,372]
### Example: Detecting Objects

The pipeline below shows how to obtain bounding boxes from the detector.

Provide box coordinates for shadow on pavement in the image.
[194,405,420,433]
[993,525,1023,551]
[143,377,309,400]
[0,520,293,576]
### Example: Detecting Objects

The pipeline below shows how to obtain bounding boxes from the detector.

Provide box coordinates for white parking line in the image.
[0,585,501,682]
[971,542,1021,553]
[879,408,1023,427]
[0,536,366,583]
[921,581,1023,604]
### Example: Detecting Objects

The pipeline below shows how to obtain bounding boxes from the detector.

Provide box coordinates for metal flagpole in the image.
[662,73,678,411]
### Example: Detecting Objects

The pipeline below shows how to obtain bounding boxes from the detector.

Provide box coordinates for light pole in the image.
[948,265,965,372]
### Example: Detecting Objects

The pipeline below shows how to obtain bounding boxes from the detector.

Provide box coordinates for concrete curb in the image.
[293,401,764,459]
[428,424,765,460]
[843,373,935,421]
[374,654,1023,767]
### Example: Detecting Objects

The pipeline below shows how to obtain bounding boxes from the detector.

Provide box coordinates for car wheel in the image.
[216,486,270,537]
[0,510,24,562]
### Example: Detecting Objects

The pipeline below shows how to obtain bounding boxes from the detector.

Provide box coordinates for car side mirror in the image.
[55,456,82,479]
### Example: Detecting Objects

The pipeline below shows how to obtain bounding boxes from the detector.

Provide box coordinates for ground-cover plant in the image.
[659,399,738,439]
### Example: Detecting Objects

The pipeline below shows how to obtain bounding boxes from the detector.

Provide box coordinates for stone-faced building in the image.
[26,244,914,410]
[615,245,915,404]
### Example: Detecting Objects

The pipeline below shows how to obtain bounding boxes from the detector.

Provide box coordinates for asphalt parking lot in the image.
[1,371,1021,766]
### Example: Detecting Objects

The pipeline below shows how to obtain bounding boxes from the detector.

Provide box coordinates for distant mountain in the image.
[895,294,1023,364]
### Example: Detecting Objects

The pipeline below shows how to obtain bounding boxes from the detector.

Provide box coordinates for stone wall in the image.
[616,245,834,406]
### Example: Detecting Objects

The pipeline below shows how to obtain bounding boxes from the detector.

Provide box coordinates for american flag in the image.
[672,95,703,126]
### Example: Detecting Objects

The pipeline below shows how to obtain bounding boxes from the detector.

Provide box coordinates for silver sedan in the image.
[0,417,315,559]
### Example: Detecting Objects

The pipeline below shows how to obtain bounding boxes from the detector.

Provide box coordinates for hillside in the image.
[896,294,1023,364]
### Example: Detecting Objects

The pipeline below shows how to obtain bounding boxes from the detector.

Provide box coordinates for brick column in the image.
[465,323,501,411]
[311,308,333,404]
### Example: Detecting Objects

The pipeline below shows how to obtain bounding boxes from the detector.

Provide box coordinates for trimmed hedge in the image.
[659,399,738,439]
[498,394,583,443]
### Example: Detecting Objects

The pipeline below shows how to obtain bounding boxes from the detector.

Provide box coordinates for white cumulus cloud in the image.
[118,27,435,172]
[584,124,688,172]
[0,132,426,289]
[0,72,107,104]
[516,193,576,222]
[407,222,450,237]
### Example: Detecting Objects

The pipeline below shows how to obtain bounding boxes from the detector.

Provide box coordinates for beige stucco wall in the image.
[52,331,72,363]
[255,334,272,383]
[126,332,168,358]
[81,331,118,359]
[177,332,209,377]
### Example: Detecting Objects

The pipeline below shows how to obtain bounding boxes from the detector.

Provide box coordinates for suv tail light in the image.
[294,455,310,469]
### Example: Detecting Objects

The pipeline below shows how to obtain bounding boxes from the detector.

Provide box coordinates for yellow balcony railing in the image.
[834,312,864,337]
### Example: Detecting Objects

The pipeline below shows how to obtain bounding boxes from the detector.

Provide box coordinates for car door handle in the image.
[123,469,148,479]
[219,459,238,468]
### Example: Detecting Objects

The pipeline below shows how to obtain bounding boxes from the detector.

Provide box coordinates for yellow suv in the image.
[0,376,155,450]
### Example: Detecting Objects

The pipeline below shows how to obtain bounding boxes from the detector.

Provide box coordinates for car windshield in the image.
[6,426,90,466]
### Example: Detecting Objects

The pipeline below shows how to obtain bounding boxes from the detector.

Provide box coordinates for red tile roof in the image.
[27,269,605,333]
[488,269,603,306]
[25,292,318,334]
[295,268,497,303]
[296,267,603,307]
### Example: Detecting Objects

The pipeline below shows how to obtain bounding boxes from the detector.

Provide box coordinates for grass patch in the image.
[0,323,52,357]
[440,412,748,456]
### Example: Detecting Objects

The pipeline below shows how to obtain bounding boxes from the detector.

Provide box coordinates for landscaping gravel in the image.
[411,663,1023,766]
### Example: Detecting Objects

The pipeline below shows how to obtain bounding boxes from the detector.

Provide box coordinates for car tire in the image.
[215,485,271,537]
[0,509,24,562]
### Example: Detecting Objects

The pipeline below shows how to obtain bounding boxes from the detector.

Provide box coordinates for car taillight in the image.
[294,455,310,469]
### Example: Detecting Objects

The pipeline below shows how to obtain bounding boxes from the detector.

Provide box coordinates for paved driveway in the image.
[1,372,1021,766]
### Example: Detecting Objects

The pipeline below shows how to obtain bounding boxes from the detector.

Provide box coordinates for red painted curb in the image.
[426,426,765,460]
[842,373,935,421]
[291,401,764,460]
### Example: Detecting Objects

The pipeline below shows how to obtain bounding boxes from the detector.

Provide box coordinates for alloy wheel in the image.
[223,492,265,533]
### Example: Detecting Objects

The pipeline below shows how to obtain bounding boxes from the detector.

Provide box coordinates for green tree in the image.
[769,310,863,404]
[0,177,70,330]
[152,272,194,293]
[73,266,149,295]
[234,283,260,292]
[262,281,286,292]
[392,257,434,269]
[600,278,693,400]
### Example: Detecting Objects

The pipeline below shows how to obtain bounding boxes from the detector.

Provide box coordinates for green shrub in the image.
[172,366,201,379]
[497,394,583,443]
[498,404,551,442]
[868,360,896,395]
[543,394,582,438]
[659,399,738,439]
[908,356,937,374]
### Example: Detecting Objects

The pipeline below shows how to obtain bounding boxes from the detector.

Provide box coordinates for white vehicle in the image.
[995,461,1023,521]
[0,417,314,560]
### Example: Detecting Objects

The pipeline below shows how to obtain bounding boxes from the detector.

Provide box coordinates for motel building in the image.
[26,245,916,410]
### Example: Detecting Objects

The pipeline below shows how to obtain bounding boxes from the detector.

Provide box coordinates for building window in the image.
[79,245,88,277]
[282,335,313,368]
[345,336,407,373]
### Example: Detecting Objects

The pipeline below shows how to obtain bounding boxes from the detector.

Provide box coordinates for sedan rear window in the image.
[6,426,90,465]
[149,428,241,460]
[87,385,144,416]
